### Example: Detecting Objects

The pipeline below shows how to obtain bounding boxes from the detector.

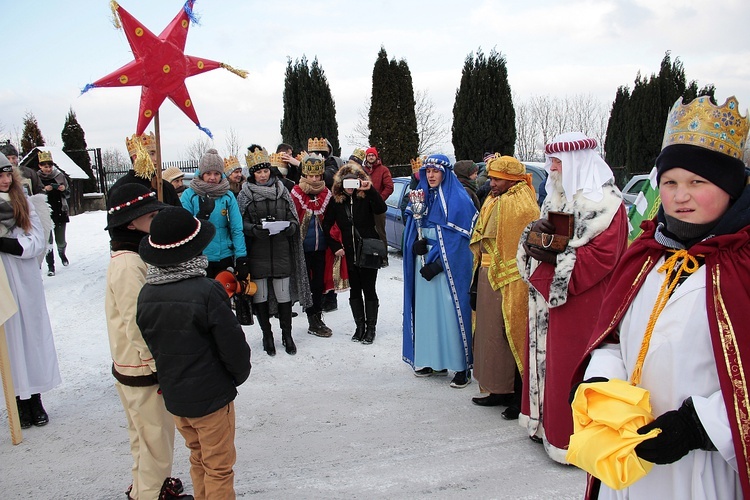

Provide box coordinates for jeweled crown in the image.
[410,156,423,173]
[245,148,270,169]
[351,148,366,162]
[301,154,325,176]
[223,155,240,173]
[37,150,53,164]
[662,95,748,159]
[269,152,286,169]
[307,137,328,153]
[125,132,156,157]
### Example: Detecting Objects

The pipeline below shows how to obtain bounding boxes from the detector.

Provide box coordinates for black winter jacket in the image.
[323,187,387,256]
[136,277,251,418]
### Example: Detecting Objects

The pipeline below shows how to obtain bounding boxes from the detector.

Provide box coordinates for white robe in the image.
[585,258,741,499]
[2,197,61,399]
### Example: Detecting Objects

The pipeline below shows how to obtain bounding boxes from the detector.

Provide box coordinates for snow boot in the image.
[322,290,338,312]
[46,250,55,276]
[255,301,275,356]
[278,301,296,355]
[362,300,379,345]
[29,393,49,426]
[158,477,193,499]
[307,311,332,338]
[15,397,32,429]
[58,244,69,266]
[349,297,366,342]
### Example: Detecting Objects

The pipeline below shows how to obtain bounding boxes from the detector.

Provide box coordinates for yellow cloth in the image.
[566,379,661,490]
[470,182,539,370]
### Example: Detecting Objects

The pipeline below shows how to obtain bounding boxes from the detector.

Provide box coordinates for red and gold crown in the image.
[269,152,286,169]
[301,154,325,176]
[223,155,241,173]
[410,156,424,174]
[125,132,156,158]
[307,137,328,153]
[37,150,54,164]
[662,95,748,160]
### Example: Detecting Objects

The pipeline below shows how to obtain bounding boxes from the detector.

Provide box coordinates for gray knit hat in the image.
[198,148,225,177]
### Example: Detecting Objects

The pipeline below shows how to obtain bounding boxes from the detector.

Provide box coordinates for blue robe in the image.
[402,167,478,370]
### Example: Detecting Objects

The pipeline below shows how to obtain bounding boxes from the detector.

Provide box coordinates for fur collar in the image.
[332,164,371,203]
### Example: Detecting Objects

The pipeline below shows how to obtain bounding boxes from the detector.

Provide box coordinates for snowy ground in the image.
[0,210,585,499]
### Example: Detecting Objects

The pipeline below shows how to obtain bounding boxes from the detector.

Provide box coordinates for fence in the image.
[97,157,199,197]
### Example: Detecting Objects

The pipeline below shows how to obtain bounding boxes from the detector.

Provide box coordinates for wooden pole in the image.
[154,110,164,202]
[0,325,22,445]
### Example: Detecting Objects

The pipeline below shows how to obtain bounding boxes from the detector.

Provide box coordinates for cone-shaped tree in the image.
[61,108,96,192]
[369,47,419,164]
[452,48,515,161]
[21,111,45,157]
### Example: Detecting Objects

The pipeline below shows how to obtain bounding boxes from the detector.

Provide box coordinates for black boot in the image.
[255,301,275,356]
[322,290,338,312]
[159,477,194,499]
[234,294,254,325]
[307,311,332,338]
[29,393,49,426]
[15,397,32,429]
[46,250,55,276]
[278,302,296,355]
[349,297,366,342]
[362,300,379,345]
[58,244,69,266]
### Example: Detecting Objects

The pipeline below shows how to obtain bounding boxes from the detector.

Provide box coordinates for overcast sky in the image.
[2,0,749,164]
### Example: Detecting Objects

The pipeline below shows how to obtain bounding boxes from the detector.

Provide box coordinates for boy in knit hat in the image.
[137,207,251,500]
[104,183,191,500]
[180,148,248,279]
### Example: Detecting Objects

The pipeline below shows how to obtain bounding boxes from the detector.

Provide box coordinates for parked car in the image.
[621,174,650,211]
[384,177,412,250]
[522,162,548,206]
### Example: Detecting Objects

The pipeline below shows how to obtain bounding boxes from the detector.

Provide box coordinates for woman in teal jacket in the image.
[181,148,248,279]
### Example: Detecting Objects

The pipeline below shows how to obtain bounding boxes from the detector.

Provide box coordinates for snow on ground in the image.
[0,210,585,499]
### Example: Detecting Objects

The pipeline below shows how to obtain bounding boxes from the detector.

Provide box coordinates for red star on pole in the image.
[82,0,246,137]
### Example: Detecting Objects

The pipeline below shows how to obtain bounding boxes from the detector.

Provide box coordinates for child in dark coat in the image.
[136,206,251,500]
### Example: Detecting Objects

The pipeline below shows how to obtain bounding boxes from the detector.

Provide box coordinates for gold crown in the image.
[269,152,286,169]
[662,95,748,159]
[37,150,53,164]
[350,148,366,162]
[307,137,328,152]
[223,155,241,173]
[125,132,156,157]
[301,154,325,176]
[245,148,270,170]
[410,156,423,173]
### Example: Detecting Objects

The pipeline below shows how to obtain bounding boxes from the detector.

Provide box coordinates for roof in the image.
[20,146,91,180]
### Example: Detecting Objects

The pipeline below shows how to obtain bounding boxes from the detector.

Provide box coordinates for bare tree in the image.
[182,135,213,162]
[514,98,539,162]
[345,99,371,149]
[223,126,242,159]
[101,147,131,170]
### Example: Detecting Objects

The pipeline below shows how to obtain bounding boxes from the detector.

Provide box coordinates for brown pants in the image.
[473,267,516,394]
[175,402,237,500]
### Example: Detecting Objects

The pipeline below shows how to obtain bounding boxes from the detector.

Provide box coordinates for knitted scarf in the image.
[146,255,208,285]
[189,177,230,198]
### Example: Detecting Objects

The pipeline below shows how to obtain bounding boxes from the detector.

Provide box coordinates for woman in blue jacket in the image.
[181,148,248,279]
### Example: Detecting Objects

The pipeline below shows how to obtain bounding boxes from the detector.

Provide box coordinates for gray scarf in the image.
[146,255,208,285]
[190,177,230,198]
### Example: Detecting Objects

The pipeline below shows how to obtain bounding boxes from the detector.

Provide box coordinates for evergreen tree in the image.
[61,108,96,192]
[368,47,419,165]
[280,56,340,155]
[452,48,515,161]
[21,111,45,157]
[603,86,630,182]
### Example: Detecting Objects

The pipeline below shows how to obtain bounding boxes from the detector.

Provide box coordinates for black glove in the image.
[251,224,271,238]
[420,261,443,281]
[412,238,429,256]
[235,257,249,281]
[281,223,297,237]
[568,377,609,404]
[0,237,23,256]
[635,397,713,464]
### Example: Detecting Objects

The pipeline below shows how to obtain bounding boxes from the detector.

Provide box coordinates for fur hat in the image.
[198,148,225,177]
[0,143,18,158]
[105,183,169,230]
[139,206,216,267]
[162,166,185,183]
[332,163,371,203]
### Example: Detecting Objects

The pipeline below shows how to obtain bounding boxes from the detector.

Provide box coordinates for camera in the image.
[264,215,276,222]
[49,183,59,189]
[342,178,360,190]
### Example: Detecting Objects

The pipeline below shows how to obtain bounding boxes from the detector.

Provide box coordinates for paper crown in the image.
[308,137,328,152]
[350,148,366,162]
[301,154,325,176]
[223,155,241,173]
[125,132,156,158]
[269,152,286,169]
[245,148,271,171]
[37,150,53,164]
[661,95,748,159]
[410,156,423,173]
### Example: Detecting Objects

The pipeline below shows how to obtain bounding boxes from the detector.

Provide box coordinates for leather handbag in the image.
[355,236,387,269]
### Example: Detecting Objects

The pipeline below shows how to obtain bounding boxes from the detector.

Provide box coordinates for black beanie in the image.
[656,144,746,199]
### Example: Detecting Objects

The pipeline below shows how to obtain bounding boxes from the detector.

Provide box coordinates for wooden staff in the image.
[0,262,21,444]
[154,111,164,202]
